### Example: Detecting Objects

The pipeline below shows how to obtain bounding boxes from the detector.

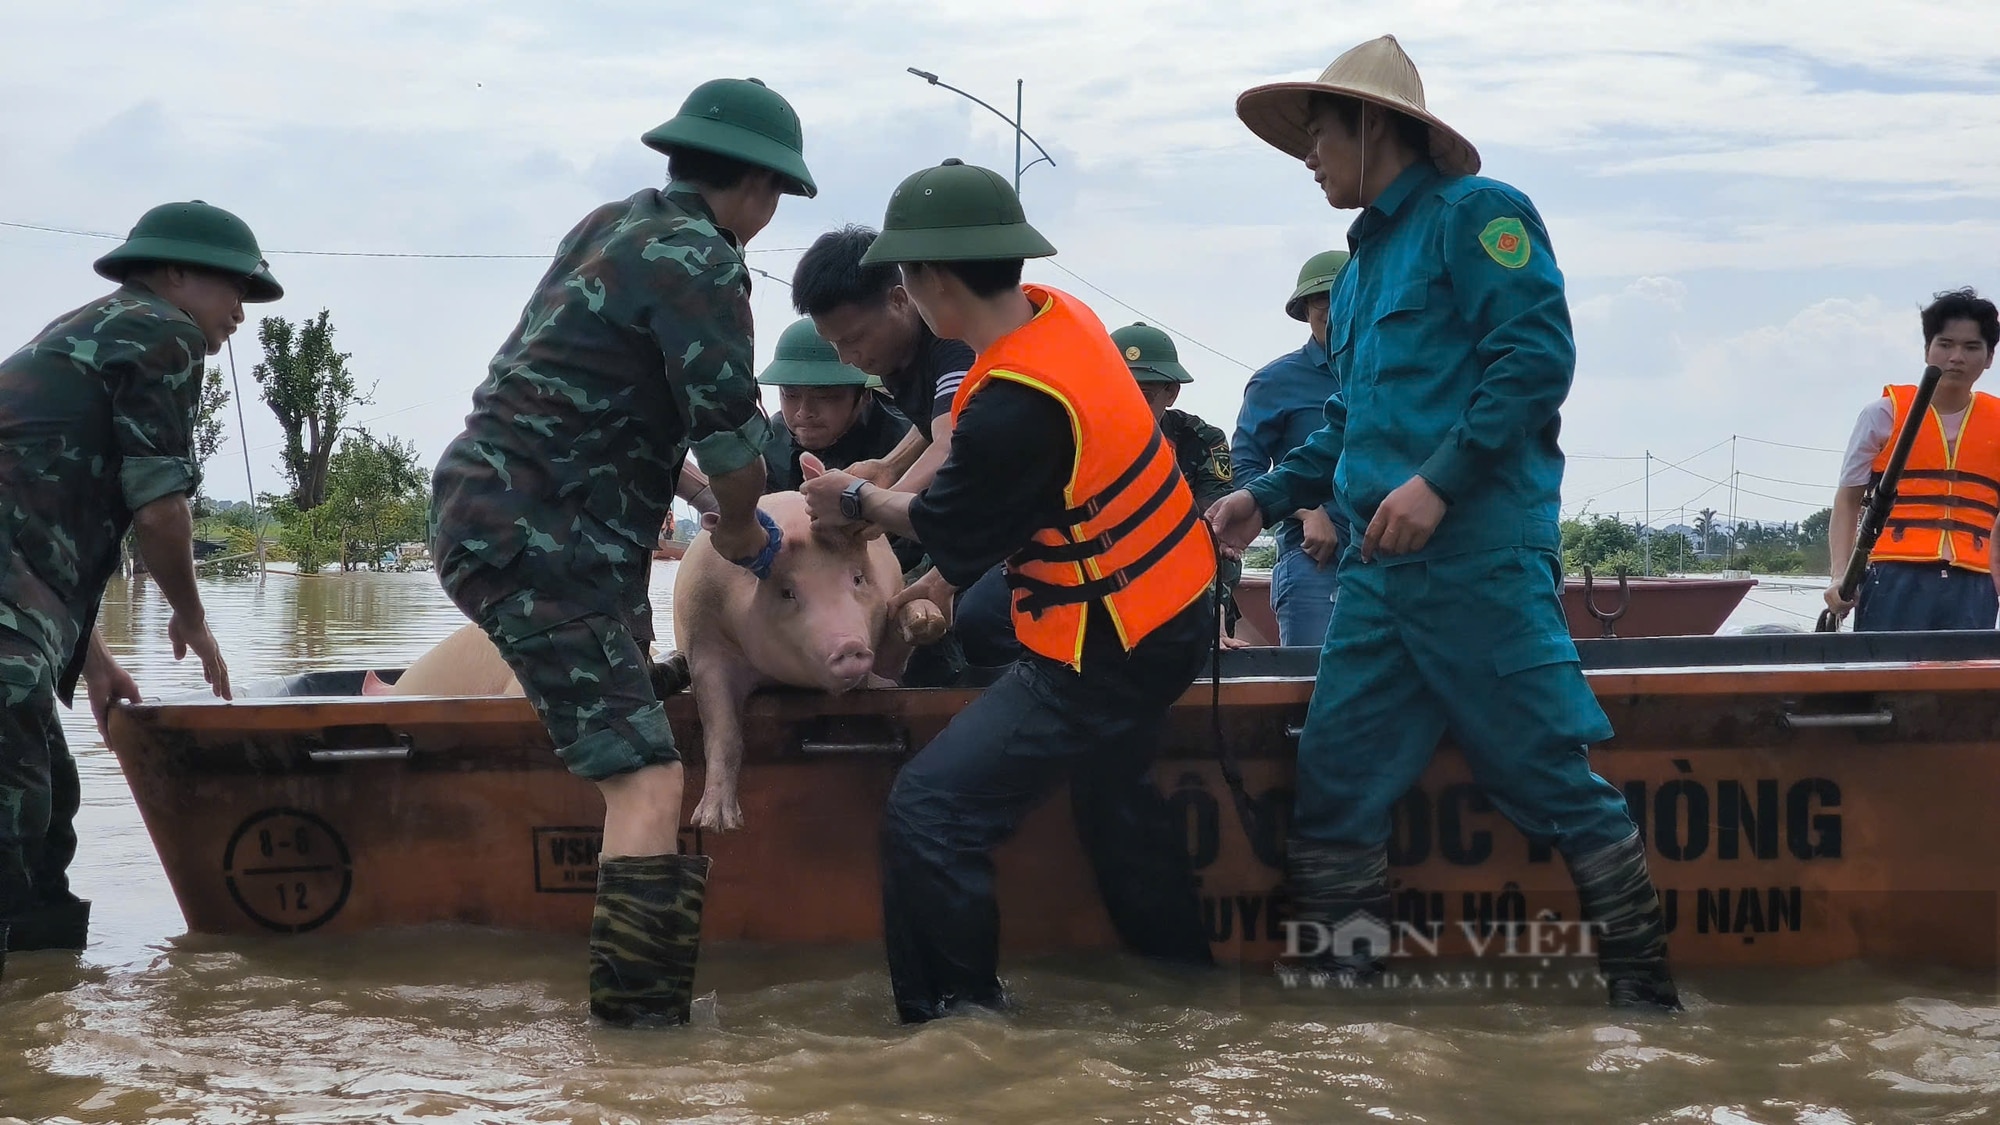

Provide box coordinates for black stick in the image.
[1817,364,1945,632]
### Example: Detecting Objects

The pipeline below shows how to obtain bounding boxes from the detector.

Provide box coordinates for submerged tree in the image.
[251,310,373,510]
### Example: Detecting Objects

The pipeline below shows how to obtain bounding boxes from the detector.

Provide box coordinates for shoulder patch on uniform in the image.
[1479,217,1530,269]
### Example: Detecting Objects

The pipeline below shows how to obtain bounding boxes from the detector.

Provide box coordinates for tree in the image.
[252,310,372,510]
[1693,508,1719,555]
[192,364,232,506]
[321,428,427,570]
[1560,516,1641,574]
[1798,506,1834,573]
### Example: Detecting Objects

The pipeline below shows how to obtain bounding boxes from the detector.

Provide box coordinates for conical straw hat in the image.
[1236,35,1480,177]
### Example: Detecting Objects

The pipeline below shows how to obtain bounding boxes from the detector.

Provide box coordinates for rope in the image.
[1209,540,1263,852]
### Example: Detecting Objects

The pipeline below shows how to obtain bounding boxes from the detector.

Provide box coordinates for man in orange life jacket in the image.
[1825,288,2000,631]
[800,159,1219,1023]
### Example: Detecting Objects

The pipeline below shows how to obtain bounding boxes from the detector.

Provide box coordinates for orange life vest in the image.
[1869,383,2000,572]
[951,285,1216,668]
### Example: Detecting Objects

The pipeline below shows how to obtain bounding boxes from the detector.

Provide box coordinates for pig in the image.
[675,491,943,831]
[363,491,945,833]
[363,623,524,697]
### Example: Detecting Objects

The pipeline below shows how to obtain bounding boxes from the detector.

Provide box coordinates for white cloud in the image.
[0,0,1995,525]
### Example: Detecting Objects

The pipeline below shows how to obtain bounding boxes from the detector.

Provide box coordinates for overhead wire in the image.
[7,213,1854,520]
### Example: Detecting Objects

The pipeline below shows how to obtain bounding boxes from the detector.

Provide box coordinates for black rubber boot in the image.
[1280,838,1390,984]
[588,854,711,1026]
[648,652,691,698]
[3,898,90,952]
[1564,830,1682,1012]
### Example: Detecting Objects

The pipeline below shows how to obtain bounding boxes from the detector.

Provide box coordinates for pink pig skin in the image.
[675,491,921,832]
[365,493,939,834]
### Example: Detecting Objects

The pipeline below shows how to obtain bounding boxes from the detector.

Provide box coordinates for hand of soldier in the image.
[169,612,232,700]
[1361,476,1447,562]
[798,454,864,532]
[1204,490,1266,559]
[84,660,142,740]
[706,509,779,575]
[1299,506,1341,566]
[842,458,900,489]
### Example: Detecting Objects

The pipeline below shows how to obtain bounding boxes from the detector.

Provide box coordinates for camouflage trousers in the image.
[436,549,679,783]
[0,629,78,916]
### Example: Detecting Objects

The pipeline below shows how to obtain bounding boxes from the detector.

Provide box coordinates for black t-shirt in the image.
[909,380,1070,588]
[911,380,1172,666]
[887,325,975,435]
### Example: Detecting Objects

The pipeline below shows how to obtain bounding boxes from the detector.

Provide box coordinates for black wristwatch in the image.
[839,478,872,521]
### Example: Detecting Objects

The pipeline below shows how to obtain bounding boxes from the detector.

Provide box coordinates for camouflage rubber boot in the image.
[1281,837,1390,985]
[588,853,712,1026]
[1564,830,1682,1012]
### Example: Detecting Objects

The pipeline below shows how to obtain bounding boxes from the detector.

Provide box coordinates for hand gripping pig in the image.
[676,491,944,831]
[367,492,946,832]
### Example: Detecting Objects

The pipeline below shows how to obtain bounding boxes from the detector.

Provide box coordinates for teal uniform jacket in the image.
[1245,159,1628,855]
[1244,161,1571,562]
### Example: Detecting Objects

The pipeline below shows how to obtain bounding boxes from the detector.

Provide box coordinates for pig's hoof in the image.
[649,651,691,697]
[898,600,948,646]
[690,792,744,833]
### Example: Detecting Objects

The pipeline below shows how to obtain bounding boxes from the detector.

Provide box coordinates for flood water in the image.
[5,570,1999,1124]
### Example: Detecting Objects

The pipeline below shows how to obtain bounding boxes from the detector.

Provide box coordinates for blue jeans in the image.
[1270,545,1339,648]
[1854,562,1999,632]
[1292,547,1635,856]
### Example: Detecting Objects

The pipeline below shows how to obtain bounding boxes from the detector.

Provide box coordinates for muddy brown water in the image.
[3,571,1998,1124]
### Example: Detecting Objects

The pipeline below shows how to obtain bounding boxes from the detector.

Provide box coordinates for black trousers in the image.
[880,597,1214,1022]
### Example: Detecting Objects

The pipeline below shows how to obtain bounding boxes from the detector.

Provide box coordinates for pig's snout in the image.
[827,640,875,685]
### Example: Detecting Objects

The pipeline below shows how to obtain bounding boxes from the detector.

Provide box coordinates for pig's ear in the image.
[800,452,826,480]
[700,512,720,531]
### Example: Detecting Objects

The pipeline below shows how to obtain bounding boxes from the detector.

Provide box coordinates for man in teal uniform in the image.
[1233,251,1350,646]
[0,201,271,958]
[429,77,813,1026]
[760,318,910,493]
[1210,36,1679,1009]
[1110,322,1243,643]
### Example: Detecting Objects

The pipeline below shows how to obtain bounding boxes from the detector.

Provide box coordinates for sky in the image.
[3,0,1996,531]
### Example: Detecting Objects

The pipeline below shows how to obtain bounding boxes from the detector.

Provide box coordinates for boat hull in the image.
[107,634,2000,971]
[1231,573,1757,645]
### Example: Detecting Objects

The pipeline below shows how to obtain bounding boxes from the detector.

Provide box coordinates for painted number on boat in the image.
[533,825,706,893]
[222,808,354,933]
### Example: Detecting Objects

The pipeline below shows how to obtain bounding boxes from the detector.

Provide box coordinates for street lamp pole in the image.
[907,67,1056,192]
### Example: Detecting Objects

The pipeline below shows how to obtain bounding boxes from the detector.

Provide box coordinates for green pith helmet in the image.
[858,158,1056,265]
[1111,322,1192,385]
[759,318,881,387]
[1285,249,1350,322]
[643,77,817,198]
[93,200,283,302]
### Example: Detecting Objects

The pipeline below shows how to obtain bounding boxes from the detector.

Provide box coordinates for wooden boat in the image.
[1231,571,1757,644]
[653,539,688,562]
[106,630,2000,971]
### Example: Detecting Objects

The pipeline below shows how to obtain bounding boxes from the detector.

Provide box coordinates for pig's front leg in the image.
[686,644,760,832]
[871,597,946,684]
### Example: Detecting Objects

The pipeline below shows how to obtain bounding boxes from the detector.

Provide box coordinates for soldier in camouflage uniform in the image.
[0,201,276,960]
[1110,323,1245,642]
[428,77,814,1028]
